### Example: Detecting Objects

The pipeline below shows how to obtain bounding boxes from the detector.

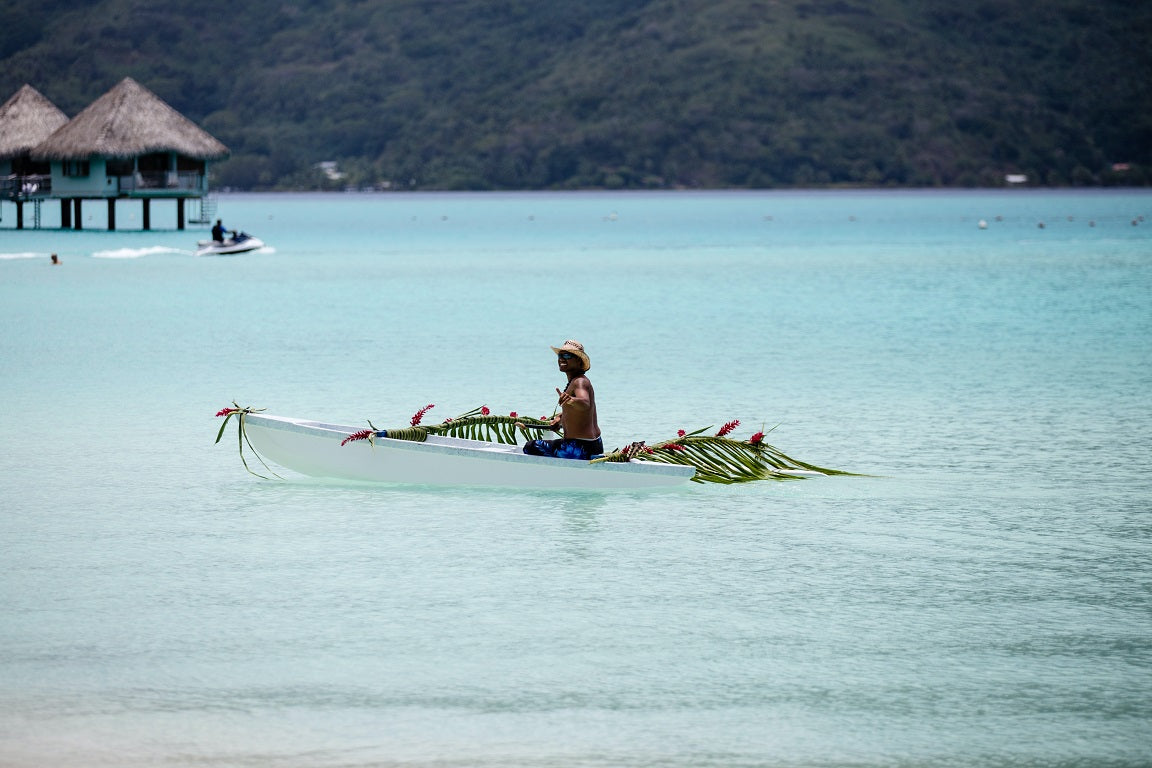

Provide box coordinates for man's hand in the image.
[557,385,589,410]
[516,419,559,433]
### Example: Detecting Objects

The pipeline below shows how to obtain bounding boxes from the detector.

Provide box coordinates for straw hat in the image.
[551,339,590,371]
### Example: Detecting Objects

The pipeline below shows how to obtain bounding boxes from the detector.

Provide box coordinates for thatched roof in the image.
[0,85,69,160]
[32,77,229,161]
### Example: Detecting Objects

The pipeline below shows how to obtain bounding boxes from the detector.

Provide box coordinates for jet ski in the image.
[196,231,265,256]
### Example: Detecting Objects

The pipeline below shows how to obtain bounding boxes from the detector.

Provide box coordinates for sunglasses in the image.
[557,352,577,360]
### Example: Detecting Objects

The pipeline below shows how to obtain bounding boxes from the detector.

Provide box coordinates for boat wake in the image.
[91,246,192,259]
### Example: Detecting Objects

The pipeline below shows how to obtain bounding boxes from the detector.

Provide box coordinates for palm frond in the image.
[385,413,554,445]
[366,405,556,445]
[592,432,856,484]
[213,402,281,480]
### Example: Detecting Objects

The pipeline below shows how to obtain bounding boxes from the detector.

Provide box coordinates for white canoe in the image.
[240,413,697,490]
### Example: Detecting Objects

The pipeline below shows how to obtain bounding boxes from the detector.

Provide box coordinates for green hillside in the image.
[3,0,1150,189]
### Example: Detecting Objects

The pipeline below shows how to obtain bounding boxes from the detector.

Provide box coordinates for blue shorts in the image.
[523,436,604,460]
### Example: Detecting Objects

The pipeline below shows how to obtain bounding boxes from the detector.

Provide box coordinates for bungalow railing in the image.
[116,171,206,192]
[2,174,52,200]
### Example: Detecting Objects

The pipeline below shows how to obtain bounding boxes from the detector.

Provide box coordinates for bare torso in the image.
[558,374,600,440]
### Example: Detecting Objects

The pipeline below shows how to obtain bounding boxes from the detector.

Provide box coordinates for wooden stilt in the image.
[176,198,185,230]
[15,201,22,230]
[142,199,151,230]
[74,199,83,230]
[107,199,116,231]
[61,199,71,229]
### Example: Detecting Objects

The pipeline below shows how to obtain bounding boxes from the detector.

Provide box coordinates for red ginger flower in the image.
[509,411,518,418]
[663,443,686,451]
[341,429,373,446]
[750,431,765,446]
[716,419,740,437]
[677,429,686,437]
[411,404,435,426]
[481,406,490,416]
[620,441,647,460]
[215,407,237,418]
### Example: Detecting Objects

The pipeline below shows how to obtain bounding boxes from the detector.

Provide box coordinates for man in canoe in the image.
[519,340,604,460]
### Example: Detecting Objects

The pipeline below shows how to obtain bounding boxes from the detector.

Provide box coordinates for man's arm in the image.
[556,381,592,410]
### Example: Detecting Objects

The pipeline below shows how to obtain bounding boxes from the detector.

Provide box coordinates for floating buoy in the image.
[1038,221,1046,229]
[978,219,988,229]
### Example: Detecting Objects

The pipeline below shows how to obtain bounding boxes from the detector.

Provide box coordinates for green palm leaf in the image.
[592,433,856,484]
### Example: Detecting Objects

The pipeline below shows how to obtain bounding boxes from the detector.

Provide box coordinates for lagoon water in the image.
[1,190,1150,767]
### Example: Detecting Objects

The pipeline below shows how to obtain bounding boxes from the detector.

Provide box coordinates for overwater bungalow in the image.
[20,77,228,231]
[0,85,69,229]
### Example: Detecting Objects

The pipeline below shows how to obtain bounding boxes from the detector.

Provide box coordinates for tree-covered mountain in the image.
[3,0,1150,190]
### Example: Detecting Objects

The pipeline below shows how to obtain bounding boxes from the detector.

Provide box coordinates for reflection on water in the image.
[555,492,607,560]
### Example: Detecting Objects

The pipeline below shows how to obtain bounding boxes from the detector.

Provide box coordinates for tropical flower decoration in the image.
[341,429,374,446]
[213,402,281,479]
[716,419,740,437]
[411,403,435,426]
[340,422,380,446]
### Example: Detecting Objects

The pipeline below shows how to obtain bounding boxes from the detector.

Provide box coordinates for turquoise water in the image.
[2,190,1150,766]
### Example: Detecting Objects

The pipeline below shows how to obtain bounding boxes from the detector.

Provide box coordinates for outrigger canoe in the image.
[240,413,697,490]
[218,404,851,491]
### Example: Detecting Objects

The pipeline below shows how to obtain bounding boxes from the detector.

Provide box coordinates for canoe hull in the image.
[240,414,695,490]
